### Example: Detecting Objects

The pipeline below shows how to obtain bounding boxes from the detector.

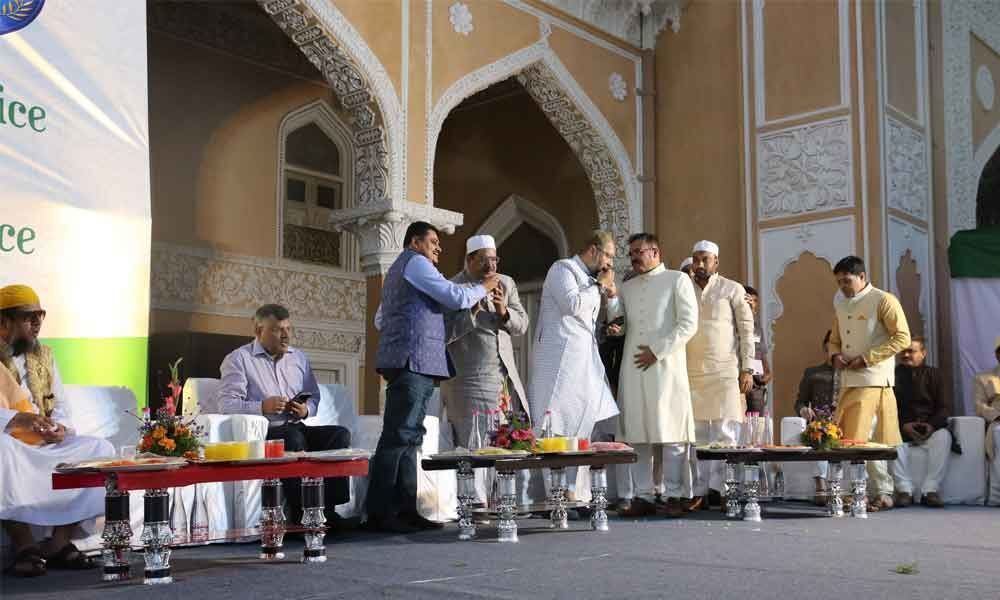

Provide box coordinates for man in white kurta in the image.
[686,241,755,508]
[606,234,698,517]
[0,285,113,576]
[529,231,620,499]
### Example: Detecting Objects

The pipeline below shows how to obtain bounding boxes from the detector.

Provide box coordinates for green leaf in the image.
[892,562,919,575]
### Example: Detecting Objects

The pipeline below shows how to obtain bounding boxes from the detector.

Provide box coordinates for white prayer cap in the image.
[679,257,693,269]
[692,240,719,256]
[466,234,496,254]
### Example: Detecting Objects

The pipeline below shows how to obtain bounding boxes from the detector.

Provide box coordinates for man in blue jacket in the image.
[366,221,500,533]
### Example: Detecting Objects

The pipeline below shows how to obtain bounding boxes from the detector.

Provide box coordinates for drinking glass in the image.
[120,445,137,460]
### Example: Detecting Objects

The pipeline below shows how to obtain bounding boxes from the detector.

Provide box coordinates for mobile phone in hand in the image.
[285,392,312,414]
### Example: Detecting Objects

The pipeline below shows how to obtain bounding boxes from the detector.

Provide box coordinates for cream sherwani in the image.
[529,256,619,497]
[0,356,113,525]
[686,273,754,495]
[974,366,1000,505]
[607,264,699,500]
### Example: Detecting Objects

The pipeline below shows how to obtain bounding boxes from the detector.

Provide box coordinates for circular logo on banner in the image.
[0,0,45,36]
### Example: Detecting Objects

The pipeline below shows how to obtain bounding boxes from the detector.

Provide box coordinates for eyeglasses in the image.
[479,256,500,266]
[628,247,655,258]
[14,310,46,324]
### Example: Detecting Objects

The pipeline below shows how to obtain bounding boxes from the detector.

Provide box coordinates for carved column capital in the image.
[330,201,465,276]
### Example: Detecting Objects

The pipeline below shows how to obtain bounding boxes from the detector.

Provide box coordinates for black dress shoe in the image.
[403,513,444,530]
[362,516,421,534]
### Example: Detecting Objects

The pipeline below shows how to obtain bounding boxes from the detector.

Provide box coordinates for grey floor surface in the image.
[2,503,999,599]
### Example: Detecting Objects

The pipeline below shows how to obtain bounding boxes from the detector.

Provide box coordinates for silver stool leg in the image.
[141,488,173,585]
[850,462,868,519]
[260,478,286,559]
[548,468,569,529]
[496,470,519,543]
[724,461,742,519]
[590,467,609,532]
[827,461,845,517]
[456,460,477,541]
[300,476,327,563]
[741,464,761,522]
[101,474,132,582]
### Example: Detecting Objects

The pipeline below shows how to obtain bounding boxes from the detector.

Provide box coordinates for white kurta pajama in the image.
[686,273,755,496]
[607,264,699,501]
[529,256,619,497]
[0,355,113,525]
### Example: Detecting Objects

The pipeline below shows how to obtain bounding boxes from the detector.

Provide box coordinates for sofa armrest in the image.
[196,414,270,443]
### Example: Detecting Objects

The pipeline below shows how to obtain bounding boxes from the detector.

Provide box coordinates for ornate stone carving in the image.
[538,0,684,48]
[942,1,1000,234]
[757,118,852,221]
[449,2,473,36]
[425,44,639,263]
[518,62,631,261]
[293,327,365,354]
[886,116,929,222]
[150,243,366,325]
[609,72,627,101]
[330,201,465,276]
[259,0,403,208]
[977,65,996,111]
[283,224,342,267]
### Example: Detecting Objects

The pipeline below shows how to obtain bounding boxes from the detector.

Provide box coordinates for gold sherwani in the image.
[0,340,56,417]
[686,273,755,423]
[829,284,910,446]
[974,366,1000,458]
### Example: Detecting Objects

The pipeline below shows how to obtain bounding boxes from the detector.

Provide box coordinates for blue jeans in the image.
[365,369,434,521]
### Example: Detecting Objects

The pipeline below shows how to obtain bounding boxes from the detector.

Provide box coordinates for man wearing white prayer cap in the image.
[679,257,693,275]
[683,240,755,511]
[441,233,529,454]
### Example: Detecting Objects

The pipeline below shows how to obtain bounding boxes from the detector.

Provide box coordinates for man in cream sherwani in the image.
[686,241,755,510]
[529,230,620,501]
[606,233,698,517]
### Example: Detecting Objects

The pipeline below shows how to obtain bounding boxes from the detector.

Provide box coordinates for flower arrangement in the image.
[131,358,203,459]
[801,407,841,451]
[488,382,536,452]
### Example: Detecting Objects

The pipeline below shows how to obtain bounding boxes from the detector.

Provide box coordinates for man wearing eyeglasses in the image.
[0,284,114,577]
[442,234,529,450]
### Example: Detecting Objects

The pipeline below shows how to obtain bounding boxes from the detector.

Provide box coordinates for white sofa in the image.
[779,416,988,505]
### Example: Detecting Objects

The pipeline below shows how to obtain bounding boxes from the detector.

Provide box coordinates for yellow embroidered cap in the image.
[0,284,43,312]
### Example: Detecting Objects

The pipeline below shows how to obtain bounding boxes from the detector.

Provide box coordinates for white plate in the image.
[300,450,371,461]
[763,447,812,453]
[56,458,187,473]
[98,461,187,472]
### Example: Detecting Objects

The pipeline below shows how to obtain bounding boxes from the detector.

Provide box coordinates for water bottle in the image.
[169,487,188,543]
[189,484,209,543]
[467,410,483,450]
[540,409,554,438]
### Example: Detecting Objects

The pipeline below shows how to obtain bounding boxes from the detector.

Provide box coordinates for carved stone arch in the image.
[259,0,404,206]
[475,194,570,259]
[426,40,640,263]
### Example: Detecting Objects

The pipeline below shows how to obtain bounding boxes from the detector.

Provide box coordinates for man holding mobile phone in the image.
[218,304,351,527]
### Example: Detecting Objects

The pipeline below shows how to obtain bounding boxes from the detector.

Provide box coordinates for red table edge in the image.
[52,459,370,491]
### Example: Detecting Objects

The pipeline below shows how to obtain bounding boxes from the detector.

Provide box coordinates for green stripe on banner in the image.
[949,226,1000,278]
[41,337,148,410]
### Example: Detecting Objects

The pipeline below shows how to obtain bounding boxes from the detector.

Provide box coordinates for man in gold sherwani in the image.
[974,335,1000,506]
[828,256,910,511]
[685,240,755,510]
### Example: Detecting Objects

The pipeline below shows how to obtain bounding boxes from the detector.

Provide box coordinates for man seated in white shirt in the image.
[218,304,351,527]
[0,284,113,577]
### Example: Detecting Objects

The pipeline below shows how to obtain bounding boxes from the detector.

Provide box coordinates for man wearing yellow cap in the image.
[975,335,1000,506]
[0,284,113,577]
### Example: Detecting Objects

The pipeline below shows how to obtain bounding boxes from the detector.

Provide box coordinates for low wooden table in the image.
[422,451,637,542]
[52,457,368,585]
[694,447,898,522]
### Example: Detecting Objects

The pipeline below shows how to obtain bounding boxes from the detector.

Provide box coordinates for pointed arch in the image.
[426,40,640,260]
[476,194,570,259]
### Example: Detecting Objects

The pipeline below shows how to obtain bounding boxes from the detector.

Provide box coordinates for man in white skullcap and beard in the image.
[684,241,755,510]
[441,235,530,447]
[679,257,693,276]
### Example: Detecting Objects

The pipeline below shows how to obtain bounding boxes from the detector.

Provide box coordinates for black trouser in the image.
[266,422,351,523]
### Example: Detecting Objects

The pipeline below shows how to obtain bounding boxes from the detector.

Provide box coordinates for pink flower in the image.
[511,429,528,441]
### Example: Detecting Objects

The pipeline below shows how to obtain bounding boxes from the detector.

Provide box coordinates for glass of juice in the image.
[265,439,285,458]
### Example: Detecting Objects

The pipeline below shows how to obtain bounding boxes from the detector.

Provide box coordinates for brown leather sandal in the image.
[5,547,46,577]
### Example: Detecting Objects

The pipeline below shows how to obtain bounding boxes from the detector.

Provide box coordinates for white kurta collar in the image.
[633,263,665,279]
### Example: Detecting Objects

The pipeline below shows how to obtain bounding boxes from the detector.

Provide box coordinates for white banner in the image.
[951,278,1000,416]
[0,0,150,339]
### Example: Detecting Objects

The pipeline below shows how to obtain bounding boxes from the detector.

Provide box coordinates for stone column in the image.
[332,202,464,415]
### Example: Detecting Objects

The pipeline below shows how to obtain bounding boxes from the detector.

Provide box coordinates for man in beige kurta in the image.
[686,241,755,508]
[606,234,698,517]
[974,336,1000,505]
[828,256,910,510]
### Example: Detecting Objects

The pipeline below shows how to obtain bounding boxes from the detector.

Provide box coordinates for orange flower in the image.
[175,426,188,437]
[139,436,153,451]
[152,426,166,440]
[183,450,198,460]
[158,438,176,451]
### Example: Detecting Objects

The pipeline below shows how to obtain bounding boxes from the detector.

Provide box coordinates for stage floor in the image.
[3,503,998,599]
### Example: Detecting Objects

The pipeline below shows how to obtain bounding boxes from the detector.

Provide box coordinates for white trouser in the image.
[991,423,1000,506]
[891,428,952,495]
[693,419,741,496]
[625,443,692,501]
[813,461,828,479]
